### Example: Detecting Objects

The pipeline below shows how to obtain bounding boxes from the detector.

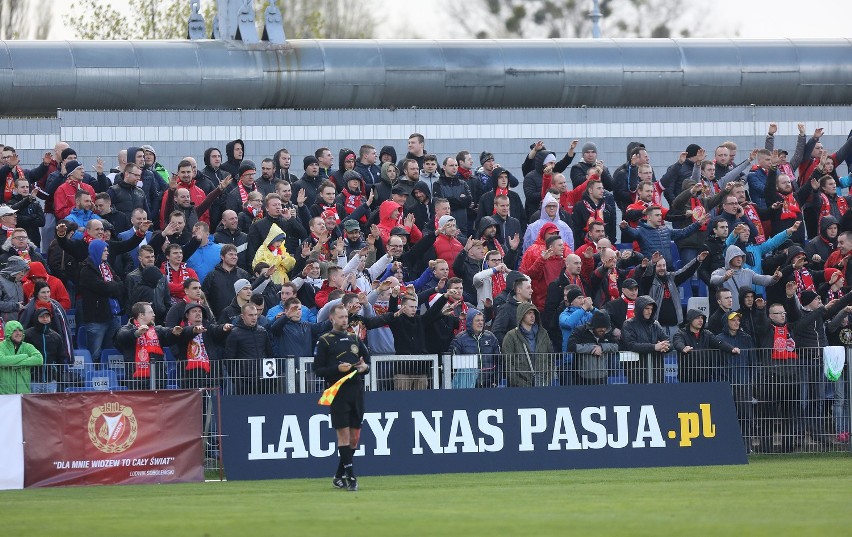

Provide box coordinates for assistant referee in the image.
[313,302,371,491]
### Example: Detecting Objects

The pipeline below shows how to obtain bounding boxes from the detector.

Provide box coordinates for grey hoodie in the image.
[0,255,27,321]
[709,245,777,310]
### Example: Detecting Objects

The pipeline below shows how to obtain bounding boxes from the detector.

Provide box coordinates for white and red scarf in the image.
[623,295,635,320]
[4,166,24,202]
[186,331,211,373]
[771,324,797,360]
[742,203,766,244]
[132,320,163,379]
[794,268,815,296]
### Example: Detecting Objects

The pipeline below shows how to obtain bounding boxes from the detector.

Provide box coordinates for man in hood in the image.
[0,255,28,322]
[711,245,781,310]
[523,150,556,223]
[523,192,574,251]
[673,308,738,383]
[621,295,671,384]
[719,219,802,298]
[804,213,838,271]
[502,302,554,387]
[0,319,43,394]
[566,310,618,385]
[519,222,569,289]
[477,215,519,272]
[220,139,245,179]
[491,274,532,344]
[449,308,501,388]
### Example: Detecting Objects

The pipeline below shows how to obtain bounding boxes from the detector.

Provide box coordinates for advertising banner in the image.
[0,394,24,490]
[221,383,747,481]
[22,390,203,487]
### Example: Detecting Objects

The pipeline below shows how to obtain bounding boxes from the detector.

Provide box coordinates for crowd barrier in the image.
[4,346,849,478]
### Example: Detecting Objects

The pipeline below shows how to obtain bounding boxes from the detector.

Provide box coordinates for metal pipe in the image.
[0,38,850,115]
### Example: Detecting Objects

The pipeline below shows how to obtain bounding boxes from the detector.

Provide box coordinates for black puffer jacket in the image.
[108,179,150,216]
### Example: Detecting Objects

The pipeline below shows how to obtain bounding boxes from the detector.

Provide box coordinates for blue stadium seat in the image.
[100,348,126,381]
[67,349,96,384]
[65,369,127,392]
[76,326,87,353]
[163,347,180,389]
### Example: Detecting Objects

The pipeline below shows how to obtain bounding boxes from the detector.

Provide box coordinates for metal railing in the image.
[4,346,849,460]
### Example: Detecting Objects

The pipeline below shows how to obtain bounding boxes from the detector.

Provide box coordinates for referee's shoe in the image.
[332,476,348,489]
[347,476,358,492]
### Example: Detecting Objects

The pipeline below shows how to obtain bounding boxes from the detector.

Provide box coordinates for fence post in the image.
[442,354,452,389]
[285,357,296,394]
[847,348,852,453]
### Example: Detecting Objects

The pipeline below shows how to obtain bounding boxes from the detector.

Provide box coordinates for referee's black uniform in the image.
[313,330,371,429]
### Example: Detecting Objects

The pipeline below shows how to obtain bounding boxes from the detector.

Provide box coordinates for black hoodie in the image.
[804,214,837,271]
[221,139,244,179]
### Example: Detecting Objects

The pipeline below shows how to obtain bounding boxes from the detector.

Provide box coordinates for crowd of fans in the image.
[0,126,851,449]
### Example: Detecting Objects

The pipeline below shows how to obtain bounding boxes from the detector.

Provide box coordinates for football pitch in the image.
[2,455,850,536]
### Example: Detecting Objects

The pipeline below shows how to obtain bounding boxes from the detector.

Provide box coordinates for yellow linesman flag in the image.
[318,370,357,406]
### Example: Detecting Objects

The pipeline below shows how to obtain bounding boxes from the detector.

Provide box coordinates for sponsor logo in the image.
[88,402,138,454]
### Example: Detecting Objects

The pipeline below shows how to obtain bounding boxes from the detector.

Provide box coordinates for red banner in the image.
[22,390,203,487]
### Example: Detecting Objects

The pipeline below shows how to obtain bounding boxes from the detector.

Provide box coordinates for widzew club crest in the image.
[88,402,138,454]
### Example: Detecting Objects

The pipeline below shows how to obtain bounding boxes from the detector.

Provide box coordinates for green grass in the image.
[2,456,851,536]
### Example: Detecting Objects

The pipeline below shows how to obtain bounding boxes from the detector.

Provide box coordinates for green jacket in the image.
[153,162,170,187]
[0,320,44,394]
[501,303,554,388]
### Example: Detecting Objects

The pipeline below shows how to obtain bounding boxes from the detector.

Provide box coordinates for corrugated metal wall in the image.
[2,106,850,181]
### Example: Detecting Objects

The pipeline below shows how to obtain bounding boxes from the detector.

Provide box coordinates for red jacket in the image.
[519,222,571,309]
[23,261,72,310]
[433,234,463,277]
[160,181,208,228]
[54,180,95,220]
[541,172,589,214]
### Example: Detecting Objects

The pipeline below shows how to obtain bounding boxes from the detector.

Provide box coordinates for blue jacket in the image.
[715,328,755,385]
[559,306,593,352]
[725,226,791,295]
[66,209,100,239]
[186,238,222,283]
[266,304,316,324]
[746,167,769,209]
[449,309,501,372]
[620,219,703,268]
[268,315,331,358]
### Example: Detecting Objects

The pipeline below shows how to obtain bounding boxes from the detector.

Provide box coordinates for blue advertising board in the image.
[220,383,746,480]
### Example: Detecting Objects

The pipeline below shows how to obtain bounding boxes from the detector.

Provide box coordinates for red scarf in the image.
[4,166,24,202]
[566,274,586,295]
[82,230,97,244]
[794,268,815,296]
[310,234,331,261]
[491,270,506,298]
[492,188,509,214]
[827,286,844,302]
[452,300,469,336]
[742,203,766,244]
[186,331,211,373]
[607,270,619,301]
[689,198,708,231]
[623,295,635,319]
[132,320,163,378]
[99,261,115,282]
[237,181,253,206]
[583,199,605,232]
[321,206,340,226]
[771,324,797,360]
[162,262,190,303]
[246,205,264,220]
[342,188,367,223]
[16,248,30,263]
[458,167,472,180]
[779,162,794,178]
[820,192,848,222]
[780,192,801,220]
[661,280,671,300]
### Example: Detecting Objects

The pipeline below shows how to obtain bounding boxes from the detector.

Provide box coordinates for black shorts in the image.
[329,380,365,429]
